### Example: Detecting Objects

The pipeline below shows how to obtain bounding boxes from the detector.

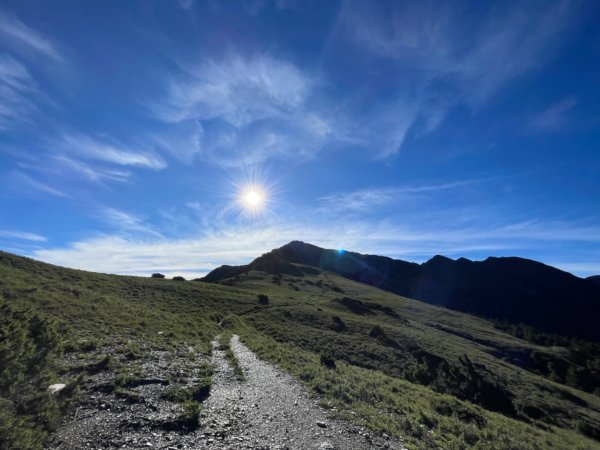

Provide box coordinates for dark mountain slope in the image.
[202,241,600,341]
[588,275,600,286]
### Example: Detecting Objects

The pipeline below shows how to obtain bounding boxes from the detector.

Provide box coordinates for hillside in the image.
[203,241,600,341]
[1,250,599,449]
[588,275,600,286]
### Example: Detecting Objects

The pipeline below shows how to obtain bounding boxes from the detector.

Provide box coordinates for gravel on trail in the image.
[200,335,407,450]
[46,335,407,450]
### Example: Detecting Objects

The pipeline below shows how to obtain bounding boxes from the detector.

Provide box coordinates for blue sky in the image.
[1,0,600,278]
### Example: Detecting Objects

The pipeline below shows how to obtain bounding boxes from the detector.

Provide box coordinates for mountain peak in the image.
[424,255,454,265]
[202,241,600,341]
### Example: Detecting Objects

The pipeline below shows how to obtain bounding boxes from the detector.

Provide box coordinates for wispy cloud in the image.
[29,209,600,278]
[99,207,164,239]
[6,133,160,201]
[50,156,132,183]
[155,54,311,126]
[479,219,600,243]
[531,96,577,131]
[320,188,396,212]
[337,0,577,153]
[148,54,333,167]
[10,170,69,197]
[0,229,46,242]
[0,54,38,129]
[0,11,64,130]
[55,132,166,170]
[0,11,61,60]
[319,179,488,212]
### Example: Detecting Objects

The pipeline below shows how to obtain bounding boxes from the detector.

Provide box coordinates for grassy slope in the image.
[0,251,598,449]
[222,268,600,449]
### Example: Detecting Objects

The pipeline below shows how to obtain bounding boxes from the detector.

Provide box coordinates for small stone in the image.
[316,421,328,428]
[48,383,66,394]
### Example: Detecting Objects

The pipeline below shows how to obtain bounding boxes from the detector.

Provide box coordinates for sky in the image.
[1,0,600,279]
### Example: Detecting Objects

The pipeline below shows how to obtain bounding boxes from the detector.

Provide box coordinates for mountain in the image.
[2,249,599,449]
[203,241,600,341]
[588,275,600,286]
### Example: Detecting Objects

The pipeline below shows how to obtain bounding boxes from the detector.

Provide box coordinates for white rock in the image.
[48,383,66,394]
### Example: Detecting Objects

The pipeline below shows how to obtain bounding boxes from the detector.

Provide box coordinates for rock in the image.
[48,383,67,394]
[316,421,328,428]
[319,443,335,449]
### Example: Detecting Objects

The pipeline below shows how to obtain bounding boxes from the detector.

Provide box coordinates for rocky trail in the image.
[46,335,406,450]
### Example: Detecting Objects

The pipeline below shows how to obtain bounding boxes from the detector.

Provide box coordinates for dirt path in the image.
[46,336,406,449]
[198,335,406,450]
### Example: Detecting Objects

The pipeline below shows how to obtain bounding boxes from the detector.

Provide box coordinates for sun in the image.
[240,187,266,212]
[244,189,263,207]
[230,169,275,218]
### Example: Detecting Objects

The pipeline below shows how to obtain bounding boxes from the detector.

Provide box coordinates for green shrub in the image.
[320,352,336,369]
[0,300,61,450]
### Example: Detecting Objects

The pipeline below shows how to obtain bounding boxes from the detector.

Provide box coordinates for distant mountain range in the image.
[203,241,600,341]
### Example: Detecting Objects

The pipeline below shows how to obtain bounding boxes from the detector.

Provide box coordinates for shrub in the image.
[257,294,269,305]
[320,352,336,369]
[331,316,346,332]
[369,325,385,338]
[172,276,186,281]
[151,273,165,278]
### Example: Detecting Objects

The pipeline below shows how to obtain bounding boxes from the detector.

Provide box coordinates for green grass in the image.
[219,332,245,380]
[0,251,599,449]
[221,267,600,448]
[238,329,595,449]
[0,299,62,450]
[161,361,213,404]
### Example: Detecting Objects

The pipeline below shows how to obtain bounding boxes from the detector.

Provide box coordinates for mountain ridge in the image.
[1,248,599,448]
[202,240,600,341]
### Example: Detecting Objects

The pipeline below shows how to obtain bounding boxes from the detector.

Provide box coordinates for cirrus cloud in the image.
[148,54,333,167]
